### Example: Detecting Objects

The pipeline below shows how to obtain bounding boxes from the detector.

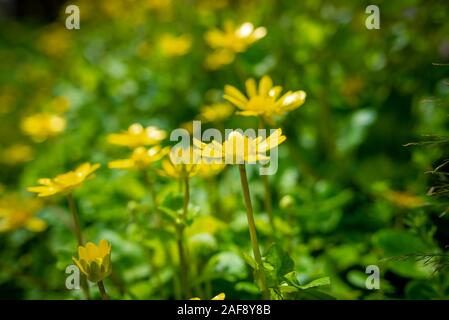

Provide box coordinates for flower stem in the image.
[66,193,90,300]
[238,164,270,300]
[176,175,191,298]
[67,193,83,246]
[97,280,109,300]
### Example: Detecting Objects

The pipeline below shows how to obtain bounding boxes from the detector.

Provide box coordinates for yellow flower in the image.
[108,146,167,170]
[145,0,172,11]
[204,50,235,70]
[107,123,166,148]
[196,161,226,178]
[27,163,100,197]
[205,21,266,53]
[159,34,192,57]
[73,240,112,283]
[158,159,199,179]
[50,96,71,113]
[20,113,66,142]
[37,26,72,58]
[190,293,225,300]
[194,129,286,163]
[0,194,46,233]
[158,147,200,179]
[224,75,307,121]
[2,144,33,165]
[198,102,233,123]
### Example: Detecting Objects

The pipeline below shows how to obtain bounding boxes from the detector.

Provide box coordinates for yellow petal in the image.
[245,78,257,98]
[236,110,260,117]
[85,242,100,260]
[108,159,134,169]
[258,76,273,96]
[212,293,225,300]
[78,246,88,260]
[259,129,286,151]
[223,94,247,110]
[72,257,87,275]
[269,86,283,99]
[99,239,111,256]
[129,123,144,134]
[161,160,179,178]
[252,27,267,40]
[224,85,248,103]
[37,178,52,185]
[27,186,59,197]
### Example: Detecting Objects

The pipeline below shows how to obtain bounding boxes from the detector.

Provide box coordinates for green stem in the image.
[183,175,189,220]
[67,193,90,300]
[176,175,191,298]
[67,193,83,246]
[238,164,270,300]
[97,280,109,300]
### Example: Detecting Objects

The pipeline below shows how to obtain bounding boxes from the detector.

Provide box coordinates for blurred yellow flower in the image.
[37,26,72,58]
[205,21,266,53]
[224,75,307,121]
[0,194,46,233]
[197,161,226,178]
[73,240,112,283]
[383,190,425,209]
[204,49,235,70]
[50,96,71,113]
[145,0,172,11]
[27,163,100,197]
[108,146,167,170]
[198,102,233,122]
[102,0,124,18]
[158,159,198,179]
[107,123,166,148]
[194,129,286,163]
[20,113,66,142]
[190,293,225,300]
[158,147,200,179]
[2,144,33,165]
[159,34,192,57]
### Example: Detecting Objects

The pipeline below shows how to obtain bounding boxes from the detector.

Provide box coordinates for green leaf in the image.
[160,193,184,211]
[158,206,178,223]
[264,244,295,277]
[373,229,433,279]
[405,281,439,299]
[202,251,248,283]
[263,244,295,288]
[296,289,337,300]
[298,277,331,289]
[284,272,330,289]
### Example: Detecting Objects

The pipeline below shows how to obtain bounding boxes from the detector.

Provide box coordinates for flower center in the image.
[247,96,275,112]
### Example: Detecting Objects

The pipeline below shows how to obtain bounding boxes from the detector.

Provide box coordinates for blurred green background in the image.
[1,0,449,300]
